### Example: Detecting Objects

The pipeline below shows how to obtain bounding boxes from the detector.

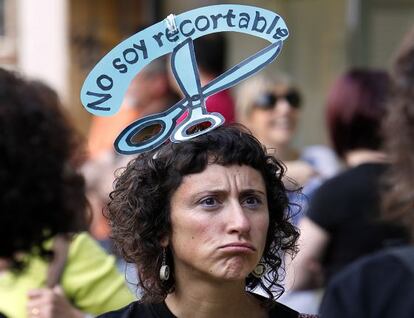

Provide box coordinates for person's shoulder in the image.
[321,246,414,317]
[326,245,414,300]
[385,245,414,267]
[96,301,140,318]
[268,301,318,318]
[336,245,414,276]
[305,168,348,215]
[351,245,414,276]
[269,301,298,316]
[67,232,94,248]
[311,163,385,197]
[64,232,112,266]
[252,293,318,318]
[251,293,297,318]
[310,169,349,196]
[347,162,388,178]
[97,300,175,318]
[317,166,357,188]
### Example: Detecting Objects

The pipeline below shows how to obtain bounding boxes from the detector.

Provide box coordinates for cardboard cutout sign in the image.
[81,4,289,154]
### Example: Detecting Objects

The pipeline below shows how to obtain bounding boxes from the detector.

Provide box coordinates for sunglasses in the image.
[254,90,302,110]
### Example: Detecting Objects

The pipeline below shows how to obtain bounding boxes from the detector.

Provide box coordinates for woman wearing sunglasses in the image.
[237,75,302,163]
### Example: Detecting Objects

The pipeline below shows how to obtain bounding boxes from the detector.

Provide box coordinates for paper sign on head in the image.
[80,4,289,155]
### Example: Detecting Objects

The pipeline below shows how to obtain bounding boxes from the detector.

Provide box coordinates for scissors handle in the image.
[170,107,224,143]
[115,105,185,154]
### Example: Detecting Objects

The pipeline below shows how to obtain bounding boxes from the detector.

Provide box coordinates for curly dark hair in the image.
[107,124,299,303]
[382,27,414,238]
[0,68,88,269]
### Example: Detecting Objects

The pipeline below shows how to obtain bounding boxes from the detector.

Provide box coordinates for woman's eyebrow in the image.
[193,188,266,194]
[193,189,228,196]
[239,189,266,196]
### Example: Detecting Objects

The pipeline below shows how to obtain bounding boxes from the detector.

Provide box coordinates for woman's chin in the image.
[220,271,250,281]
[215,261,254,281]
[268,133,293,148]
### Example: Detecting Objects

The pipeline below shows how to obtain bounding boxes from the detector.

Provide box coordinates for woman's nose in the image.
[226,201,251,234]
[274,99,292,113]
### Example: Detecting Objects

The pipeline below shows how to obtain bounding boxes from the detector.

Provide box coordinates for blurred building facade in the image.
[1,0,413,145]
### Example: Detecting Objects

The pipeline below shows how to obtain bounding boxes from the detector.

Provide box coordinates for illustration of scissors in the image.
[115,38,283,155]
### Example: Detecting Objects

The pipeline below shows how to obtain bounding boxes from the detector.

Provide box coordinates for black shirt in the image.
[98,294,302,318]
[307,163,409,281]
[320,246,414,318]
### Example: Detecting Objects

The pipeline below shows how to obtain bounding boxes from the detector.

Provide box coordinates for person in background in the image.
[81,152,139,296]
[97,125,316,318]
[0,68,134,318]
[236,74,304,166]
[85,56,178,243]
[286,69,409,303]
[81,152,133,250]
[320,26,414,318]
[88,57,177,159]
[236,74,340,224]
[88,24,179,160]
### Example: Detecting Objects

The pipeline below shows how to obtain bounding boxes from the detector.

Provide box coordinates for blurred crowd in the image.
[1,24,414,317]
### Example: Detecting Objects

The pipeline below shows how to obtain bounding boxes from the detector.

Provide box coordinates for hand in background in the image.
[27,286,85,318]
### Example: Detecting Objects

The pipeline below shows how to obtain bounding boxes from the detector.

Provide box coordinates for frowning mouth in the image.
[219,243,256,252]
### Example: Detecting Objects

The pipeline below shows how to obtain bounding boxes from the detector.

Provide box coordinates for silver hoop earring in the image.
[252,261,266,278]
[159,248,170,281]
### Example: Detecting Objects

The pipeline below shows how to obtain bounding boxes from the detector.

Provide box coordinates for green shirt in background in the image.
[0,232,135,318]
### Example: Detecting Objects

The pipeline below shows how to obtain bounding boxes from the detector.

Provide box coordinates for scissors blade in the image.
[171,38,203,99]
[202,41,283,97]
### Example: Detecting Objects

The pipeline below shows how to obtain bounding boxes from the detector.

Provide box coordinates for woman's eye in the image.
[243,196,263,208]
[200,197,219,208]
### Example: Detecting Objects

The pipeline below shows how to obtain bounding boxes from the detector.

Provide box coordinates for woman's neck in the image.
[263,141,298,162]
[165,278,266,318]
[345,149,388,167]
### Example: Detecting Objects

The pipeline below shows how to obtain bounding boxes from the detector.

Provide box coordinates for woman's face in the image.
[248,85,300,148]
[168,164,269,283]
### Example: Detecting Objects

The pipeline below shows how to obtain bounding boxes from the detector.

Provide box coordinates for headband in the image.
[81,4,289,154]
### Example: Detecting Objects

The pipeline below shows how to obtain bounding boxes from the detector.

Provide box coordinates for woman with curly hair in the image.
[99,124,316,318]
[0,68,134,318]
